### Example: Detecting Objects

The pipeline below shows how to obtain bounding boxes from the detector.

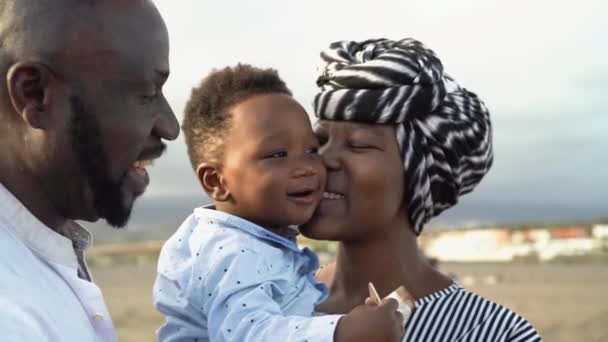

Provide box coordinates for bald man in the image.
[0,1,179,340]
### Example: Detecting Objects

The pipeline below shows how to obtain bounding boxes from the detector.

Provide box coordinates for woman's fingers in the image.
[379,298,399,311]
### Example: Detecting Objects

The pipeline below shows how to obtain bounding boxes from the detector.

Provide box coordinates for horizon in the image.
[91,0,607,240]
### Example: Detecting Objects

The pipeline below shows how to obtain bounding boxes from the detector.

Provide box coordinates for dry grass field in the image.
[91,259,608,342]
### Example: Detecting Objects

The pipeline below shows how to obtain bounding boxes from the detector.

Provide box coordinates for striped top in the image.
[403,284,541,341]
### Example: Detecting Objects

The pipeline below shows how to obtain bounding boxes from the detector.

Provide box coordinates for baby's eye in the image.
[266,151,288,159]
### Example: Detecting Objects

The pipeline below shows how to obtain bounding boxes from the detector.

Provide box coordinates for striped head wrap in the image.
[314,38,493,234]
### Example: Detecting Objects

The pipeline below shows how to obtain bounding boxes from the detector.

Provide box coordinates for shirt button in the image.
[92,314,104,321]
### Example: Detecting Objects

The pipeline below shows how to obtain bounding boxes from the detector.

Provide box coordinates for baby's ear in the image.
[197,162,231,202]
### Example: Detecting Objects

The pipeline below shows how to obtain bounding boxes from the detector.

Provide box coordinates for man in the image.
[0,0,179,340]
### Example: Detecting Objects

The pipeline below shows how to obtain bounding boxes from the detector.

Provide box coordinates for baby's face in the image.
[219,93,326,230]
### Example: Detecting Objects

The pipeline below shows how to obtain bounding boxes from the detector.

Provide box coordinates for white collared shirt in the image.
[0,183,118,342]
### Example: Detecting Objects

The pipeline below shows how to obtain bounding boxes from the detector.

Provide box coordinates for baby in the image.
[153,64,404,341]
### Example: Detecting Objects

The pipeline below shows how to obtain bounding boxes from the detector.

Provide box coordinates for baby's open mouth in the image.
[287,187,318,205]
[288,190,315,198]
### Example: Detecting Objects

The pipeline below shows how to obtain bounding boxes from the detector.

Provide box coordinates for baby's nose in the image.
[292,166,316,178]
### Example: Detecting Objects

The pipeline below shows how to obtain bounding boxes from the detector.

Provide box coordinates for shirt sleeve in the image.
[506,315,542,342]
[203,249,343,342]
[0,298,50,342]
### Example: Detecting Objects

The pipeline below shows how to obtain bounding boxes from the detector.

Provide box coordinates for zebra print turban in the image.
[313,38,493,234]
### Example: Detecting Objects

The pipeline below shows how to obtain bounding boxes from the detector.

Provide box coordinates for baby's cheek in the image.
[316,165,327,188]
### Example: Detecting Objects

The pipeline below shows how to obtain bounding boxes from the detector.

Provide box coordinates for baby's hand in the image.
[334,298,404,342]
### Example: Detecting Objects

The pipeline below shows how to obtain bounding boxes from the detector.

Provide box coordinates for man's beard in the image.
[68,95,134,228]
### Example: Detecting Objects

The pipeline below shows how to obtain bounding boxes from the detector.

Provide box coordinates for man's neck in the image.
[0,153,67,232]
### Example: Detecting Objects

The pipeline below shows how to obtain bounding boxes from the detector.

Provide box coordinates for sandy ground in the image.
[92,262,608,342]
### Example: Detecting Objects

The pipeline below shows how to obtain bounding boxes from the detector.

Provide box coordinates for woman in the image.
[302,38,541,341]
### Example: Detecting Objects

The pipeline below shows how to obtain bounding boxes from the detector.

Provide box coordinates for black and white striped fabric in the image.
[403,284,542,341]
[314,38,493,234]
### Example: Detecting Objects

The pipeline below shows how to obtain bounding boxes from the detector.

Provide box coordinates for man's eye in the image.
[141,92,160,102]
[266,151,288,159]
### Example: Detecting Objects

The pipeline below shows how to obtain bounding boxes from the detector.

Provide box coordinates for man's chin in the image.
[94,189,139,228]
[102,208,132,228]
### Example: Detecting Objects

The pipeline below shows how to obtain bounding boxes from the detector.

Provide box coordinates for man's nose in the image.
[152,97,179,141]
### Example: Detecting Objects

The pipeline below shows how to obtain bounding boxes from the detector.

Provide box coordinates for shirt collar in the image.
[195,205,302,253]
[0,182,91,270]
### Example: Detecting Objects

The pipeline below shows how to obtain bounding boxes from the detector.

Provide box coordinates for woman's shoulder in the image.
[404,284,541,341]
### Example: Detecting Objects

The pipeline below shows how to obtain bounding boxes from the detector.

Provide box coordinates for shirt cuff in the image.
[301,314,344,342]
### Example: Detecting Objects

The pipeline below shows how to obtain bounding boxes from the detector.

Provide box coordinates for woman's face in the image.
[301,120,408,241]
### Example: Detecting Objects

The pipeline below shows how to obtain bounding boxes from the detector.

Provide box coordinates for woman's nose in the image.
[319,144,341,171]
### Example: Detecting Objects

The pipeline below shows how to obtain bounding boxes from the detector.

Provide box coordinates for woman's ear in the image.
[6,62,58,129]
[197,162,231,202]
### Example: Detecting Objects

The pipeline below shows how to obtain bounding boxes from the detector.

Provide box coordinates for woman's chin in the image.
[300,221,324,240]
[300,217,342,241]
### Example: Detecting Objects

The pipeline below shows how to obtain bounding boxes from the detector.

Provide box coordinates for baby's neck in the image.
[267,226,298,239]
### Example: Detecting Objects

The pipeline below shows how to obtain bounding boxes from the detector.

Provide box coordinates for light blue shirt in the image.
[154,207,343,342]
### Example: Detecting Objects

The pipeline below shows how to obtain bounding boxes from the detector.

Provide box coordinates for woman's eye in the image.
[349,142,373,149]
[316,135,328,146]
[266,151,288,159]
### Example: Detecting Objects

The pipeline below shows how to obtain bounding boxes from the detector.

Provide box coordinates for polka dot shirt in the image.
[154,207,343,341]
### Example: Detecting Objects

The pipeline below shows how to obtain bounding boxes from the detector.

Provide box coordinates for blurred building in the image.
[420,223,606,262]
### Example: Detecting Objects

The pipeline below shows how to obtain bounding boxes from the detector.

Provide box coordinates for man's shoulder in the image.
[0,225,56,298]
[0,224,37,279]
[0,226,63,339]
[0,297,49,341]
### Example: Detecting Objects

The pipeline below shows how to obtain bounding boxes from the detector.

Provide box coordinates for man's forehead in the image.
[59,3,169,79]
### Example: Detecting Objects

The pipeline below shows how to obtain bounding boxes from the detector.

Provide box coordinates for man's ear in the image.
[197,162,231,202]
[6,62,59,129]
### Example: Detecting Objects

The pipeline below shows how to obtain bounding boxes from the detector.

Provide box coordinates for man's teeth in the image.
[133,160,154,169]
[322,192,344,200]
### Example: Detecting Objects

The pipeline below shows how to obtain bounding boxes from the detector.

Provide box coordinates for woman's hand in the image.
[334,298,405,342]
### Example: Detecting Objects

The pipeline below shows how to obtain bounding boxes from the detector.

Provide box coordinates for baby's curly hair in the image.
[182,64,292,170]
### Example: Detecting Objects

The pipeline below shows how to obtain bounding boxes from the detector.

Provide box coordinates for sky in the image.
[97,0,607,234]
